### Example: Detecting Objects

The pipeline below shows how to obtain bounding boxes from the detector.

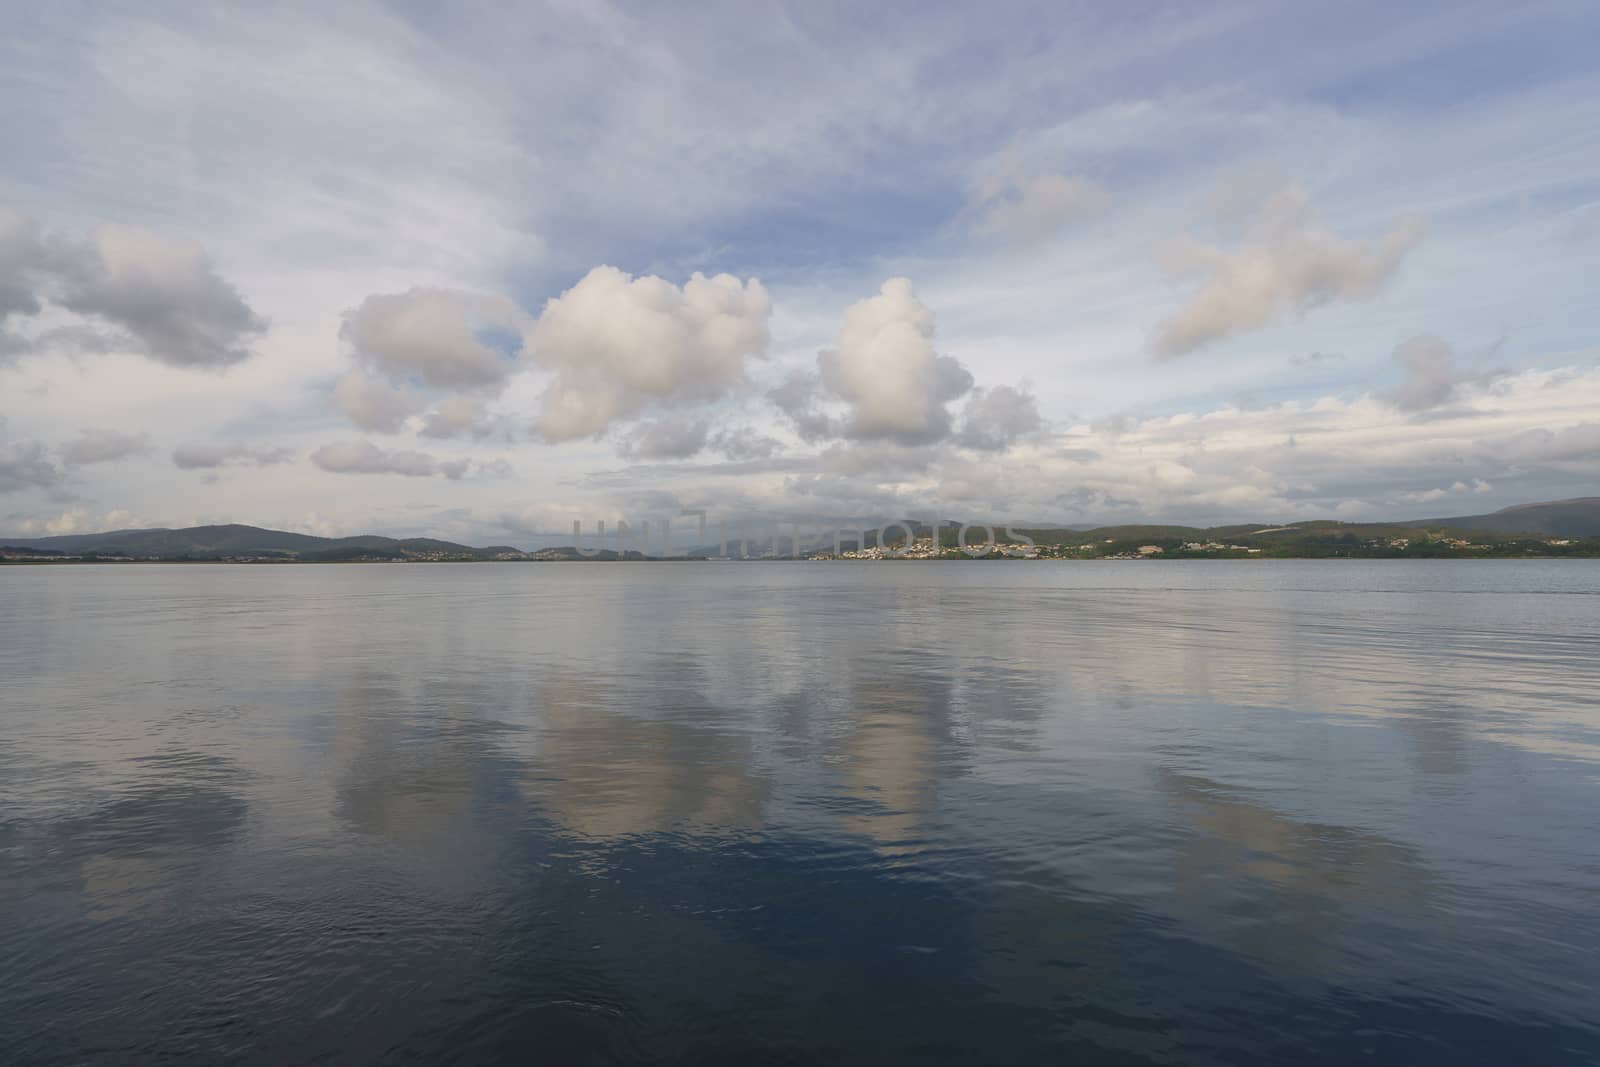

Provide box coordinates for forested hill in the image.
[1417,498,1600,538]
[5,495,1600,561]
[0,524,502,561]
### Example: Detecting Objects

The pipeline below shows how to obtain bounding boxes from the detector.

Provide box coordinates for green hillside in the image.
[1421,498,1600,538]
[1,524,487,561]
[6,498,1600,563]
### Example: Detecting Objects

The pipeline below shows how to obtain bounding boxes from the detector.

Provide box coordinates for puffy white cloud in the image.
[333,370,423,434]
[341,287,529,391]
[955,384,1045,451]
[0,209,266,368]
[769,282,1044,452]
[334,267,770,443]
[529,266,771,442]
[333,265,772,443]
[616,414,712,460]
[1382,334,1502,412]
[311,440,438,477]
[1153,185,1424,357]
[171,442,295,469]
[812,278,974,444]
[970,172,1107,243]
[59,428,152,466]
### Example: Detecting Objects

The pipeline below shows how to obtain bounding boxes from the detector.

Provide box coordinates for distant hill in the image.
[5,497,1599,562]
[0,523,493,561]
[1008,498,1600,545]
[1020,519,1520,546]
[1417,498,1600,538]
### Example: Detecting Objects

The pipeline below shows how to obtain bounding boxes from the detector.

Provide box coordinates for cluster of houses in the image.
[829,536,1038,560]
[0,549,144,562]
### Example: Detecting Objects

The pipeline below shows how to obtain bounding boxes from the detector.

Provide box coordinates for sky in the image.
[2,0,1598,544]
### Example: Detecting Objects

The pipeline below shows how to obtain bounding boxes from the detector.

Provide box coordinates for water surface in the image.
[3,562,1598,1063]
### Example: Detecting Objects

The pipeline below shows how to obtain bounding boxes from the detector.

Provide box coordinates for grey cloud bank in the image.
[1383,335,1505,414]
[0,208,265,369]
[311,441,441,478]
[60,428,151,466]
[1,439,60,494]
[172,442,295,470]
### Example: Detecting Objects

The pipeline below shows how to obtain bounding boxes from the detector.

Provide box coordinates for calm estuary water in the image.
[2,561,1598,1064]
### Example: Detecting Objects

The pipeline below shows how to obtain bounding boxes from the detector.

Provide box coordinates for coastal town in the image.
[3,522,1597,564]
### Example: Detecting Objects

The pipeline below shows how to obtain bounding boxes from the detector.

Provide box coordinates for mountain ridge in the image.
[0,523,488,560]
[5,497,1600,559]
[1415,497,1600,538]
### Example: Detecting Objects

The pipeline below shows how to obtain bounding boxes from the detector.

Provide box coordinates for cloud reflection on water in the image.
[2,563,1599,1062]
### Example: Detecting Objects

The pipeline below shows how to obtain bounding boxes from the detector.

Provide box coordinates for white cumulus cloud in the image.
[333,370,424,434]
[342,287,530,391]
[529,266,771,442]
[811,278,974,445]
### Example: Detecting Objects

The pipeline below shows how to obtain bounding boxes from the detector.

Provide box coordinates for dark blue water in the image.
[2,562,1598,1064]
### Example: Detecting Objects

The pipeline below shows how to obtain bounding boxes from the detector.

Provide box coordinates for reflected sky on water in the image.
[2,562,1598,1063]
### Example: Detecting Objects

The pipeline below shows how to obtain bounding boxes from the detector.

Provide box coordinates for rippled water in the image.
[2,561,1598,1064]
